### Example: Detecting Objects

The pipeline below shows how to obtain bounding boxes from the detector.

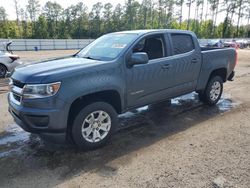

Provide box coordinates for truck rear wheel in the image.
[198,76,223,105]
[72,102,118,150]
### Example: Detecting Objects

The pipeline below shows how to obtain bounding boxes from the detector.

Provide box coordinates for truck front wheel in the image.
[72,102,118,150]
[198,76,223,105]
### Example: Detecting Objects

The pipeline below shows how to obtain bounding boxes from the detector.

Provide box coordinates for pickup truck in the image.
[8,29,236,149]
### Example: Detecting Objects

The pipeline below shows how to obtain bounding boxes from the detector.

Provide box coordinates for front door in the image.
[125,34,174,108]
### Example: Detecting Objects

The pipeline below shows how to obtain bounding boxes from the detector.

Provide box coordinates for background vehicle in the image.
[0,41,22,78]
[206,39,224,48]
[8,29,237,150]
[223,41,238,48]
[236,39,249,49]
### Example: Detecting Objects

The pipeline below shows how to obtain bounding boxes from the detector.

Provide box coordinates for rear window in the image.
[171,34,194,55]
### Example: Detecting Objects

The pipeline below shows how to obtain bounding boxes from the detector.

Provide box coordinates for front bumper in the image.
[8,93,69,144]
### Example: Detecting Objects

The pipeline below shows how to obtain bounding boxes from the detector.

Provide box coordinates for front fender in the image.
[57,65,125,112]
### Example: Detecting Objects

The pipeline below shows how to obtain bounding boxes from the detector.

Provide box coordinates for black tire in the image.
[0,64,7,78]
[72,102,118,150]
[198,76,223,105]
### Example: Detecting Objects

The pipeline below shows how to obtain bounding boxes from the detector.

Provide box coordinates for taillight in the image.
[9,55,20,62]
[235,50,238,65]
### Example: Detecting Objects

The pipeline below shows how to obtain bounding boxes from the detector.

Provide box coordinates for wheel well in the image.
[67,90,122,137]
[209,68,227,82]
[0,63,8,71]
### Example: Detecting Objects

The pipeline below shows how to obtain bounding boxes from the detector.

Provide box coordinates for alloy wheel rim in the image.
[81,110,111,143]
[209,81,221,101]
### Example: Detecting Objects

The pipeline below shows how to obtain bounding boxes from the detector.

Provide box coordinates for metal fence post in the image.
[24,39,27,51]
[39,39,42,50]
[53,39,55,50]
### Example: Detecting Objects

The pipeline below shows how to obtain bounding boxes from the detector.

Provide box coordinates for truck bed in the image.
[196,47,236,90]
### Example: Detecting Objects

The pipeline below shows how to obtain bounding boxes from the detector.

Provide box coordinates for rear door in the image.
[167,32,202,95]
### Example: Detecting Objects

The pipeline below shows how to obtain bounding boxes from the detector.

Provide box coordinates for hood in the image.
[12,56,103,83]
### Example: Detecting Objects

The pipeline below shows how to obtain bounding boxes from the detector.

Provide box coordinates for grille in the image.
[13,79,25,88]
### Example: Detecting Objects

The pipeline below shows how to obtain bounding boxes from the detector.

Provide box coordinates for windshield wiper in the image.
[82,56,101,61]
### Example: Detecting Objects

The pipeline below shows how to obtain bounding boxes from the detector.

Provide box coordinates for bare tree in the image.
[200,0,205,21]
[245,2,250,37]
[13,0,19,22]
[236,0,246,36]
[26,0,40,36]
[205,0,209,21]
[180,0,184,26]
[194,0,202,31]
[150,0,156,28]
[0,6,7,21]
[186,0,193,30]
[213,0,220,36]
[26,0,40,22]
[13,0,21,36]
[158,0,164,27]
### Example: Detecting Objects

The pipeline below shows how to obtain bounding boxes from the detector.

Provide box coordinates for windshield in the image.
[76,33,137,61]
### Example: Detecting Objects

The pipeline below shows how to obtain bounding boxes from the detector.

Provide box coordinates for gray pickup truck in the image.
[8,29,236,149]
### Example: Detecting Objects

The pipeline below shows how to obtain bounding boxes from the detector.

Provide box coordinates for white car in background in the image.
[0,41,22,78]
[236,39,249,49]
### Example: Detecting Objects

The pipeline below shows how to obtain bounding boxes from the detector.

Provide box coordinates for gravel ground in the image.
[0,49,249,188]
[15,50,78,63]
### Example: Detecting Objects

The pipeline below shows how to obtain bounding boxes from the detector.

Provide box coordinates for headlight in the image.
[23,82,61,99]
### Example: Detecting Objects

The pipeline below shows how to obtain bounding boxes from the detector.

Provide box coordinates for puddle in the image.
[0,124,30,146]
[0,125,31,158]
[118,92,239,129]
[171,92,197,105]
[217,94,241,111]
[119,92,199,120]
[0,147,24,158]
[119,106,149,119]
[170,92,239,112]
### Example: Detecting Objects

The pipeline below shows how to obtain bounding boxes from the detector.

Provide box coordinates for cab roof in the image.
[112,29,195,36]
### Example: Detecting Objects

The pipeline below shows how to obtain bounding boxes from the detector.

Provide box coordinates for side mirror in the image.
[129,52,149,66]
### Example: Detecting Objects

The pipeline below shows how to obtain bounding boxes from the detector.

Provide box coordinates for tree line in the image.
[0,0,250,39]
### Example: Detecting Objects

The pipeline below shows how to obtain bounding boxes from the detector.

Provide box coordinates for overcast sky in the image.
[1,0,192,20]
[0,0,246,25]
[1,0,123,18]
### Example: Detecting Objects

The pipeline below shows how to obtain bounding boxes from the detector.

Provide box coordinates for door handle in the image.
[191,59,198,63]
[161,64,172,69]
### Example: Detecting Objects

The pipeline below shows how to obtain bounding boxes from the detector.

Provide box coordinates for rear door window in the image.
[170,34,194,55]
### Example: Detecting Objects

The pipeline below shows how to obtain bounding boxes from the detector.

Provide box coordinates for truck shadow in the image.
[0,92,240,185]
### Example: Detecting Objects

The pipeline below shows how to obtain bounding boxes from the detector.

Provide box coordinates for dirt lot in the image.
[0,50,249,188]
